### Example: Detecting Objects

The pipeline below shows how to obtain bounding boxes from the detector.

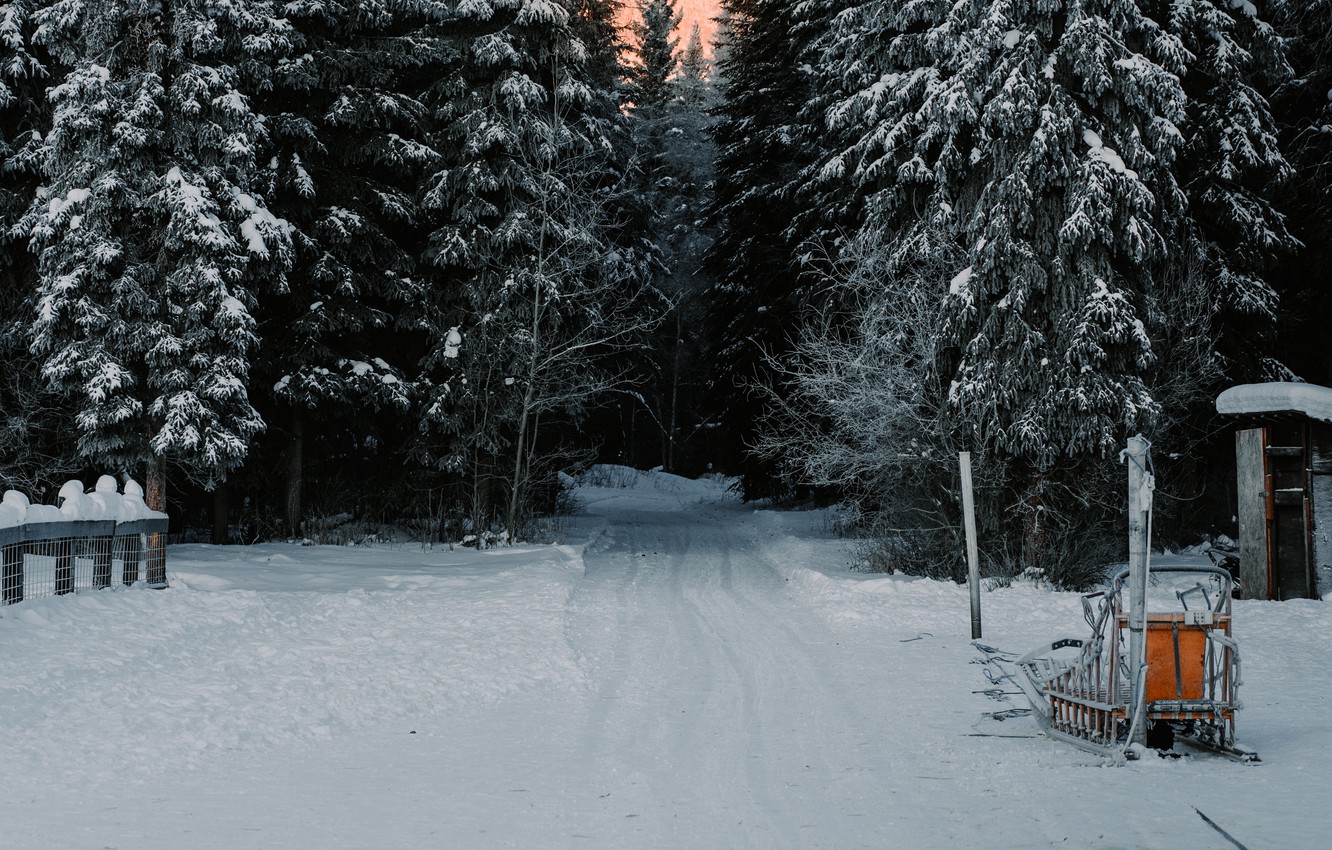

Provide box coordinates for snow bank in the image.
[0,541,588,789]
[575,464,736,515]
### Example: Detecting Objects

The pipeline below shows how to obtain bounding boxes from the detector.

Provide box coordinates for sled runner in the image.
[1015,564,1257,762]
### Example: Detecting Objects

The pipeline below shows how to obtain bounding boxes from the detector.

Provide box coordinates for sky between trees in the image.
[620,0,719,54]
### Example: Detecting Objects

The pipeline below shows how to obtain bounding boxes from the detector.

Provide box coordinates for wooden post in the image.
[1125,435,1151,746]
[960,452,982,639]
[1234,428,1269,599]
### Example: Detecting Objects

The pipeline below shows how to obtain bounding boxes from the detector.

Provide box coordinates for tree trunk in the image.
[284,407,305,539]
[471,454,487,549]
[667,313,682,472]
[146,456,167,513]
[211,483,229,545]
[1021,465,1046,570]
[507,398,533,543]
[145,456,168,587]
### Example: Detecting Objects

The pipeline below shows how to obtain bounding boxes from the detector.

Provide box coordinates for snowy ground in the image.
[2,467,1326,849]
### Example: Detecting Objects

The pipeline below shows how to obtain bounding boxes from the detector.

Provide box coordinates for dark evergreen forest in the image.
[2,1,1329,580]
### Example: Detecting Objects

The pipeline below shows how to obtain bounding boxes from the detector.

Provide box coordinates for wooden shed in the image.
[1216,382,1331,600]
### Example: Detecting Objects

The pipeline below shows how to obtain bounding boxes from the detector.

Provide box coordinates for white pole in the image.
[1125,435,1151,747]
[961,451,981,639]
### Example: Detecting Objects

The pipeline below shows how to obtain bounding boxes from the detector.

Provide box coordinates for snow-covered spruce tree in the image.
[676,21,710,108]
[571,0,627,97]
[1271,0,1332,383]
[703,0,824,498]
[1162,0,1297,382]
[627,48,718,473]
[810,0,1210,566]
[781,0,864,259]
[630,0,680,111]
[1,0,46,257]
[1,0,73,496]
[248,0,437,535]
[711,4,737,74]
[22,1,295,507]
[420,0,662,542]
[2,0,47,321]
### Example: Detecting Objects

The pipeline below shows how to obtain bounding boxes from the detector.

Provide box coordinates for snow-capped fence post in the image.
[960,451,982,639]
[1124,435,1152,747]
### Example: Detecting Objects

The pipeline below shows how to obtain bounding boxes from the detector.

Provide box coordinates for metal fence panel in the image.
[1,518,169,605]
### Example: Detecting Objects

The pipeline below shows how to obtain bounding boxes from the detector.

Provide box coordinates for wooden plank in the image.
[1310,438,1332,597]
[1235,428,1269,599]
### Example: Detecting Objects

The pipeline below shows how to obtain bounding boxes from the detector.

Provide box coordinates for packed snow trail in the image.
[552,494,893,847]
[2,468,1329,848]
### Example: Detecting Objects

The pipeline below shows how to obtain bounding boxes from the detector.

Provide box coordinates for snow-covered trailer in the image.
[1216,382,1332,600]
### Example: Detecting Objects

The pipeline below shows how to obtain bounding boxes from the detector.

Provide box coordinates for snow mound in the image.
[574,464,737,514]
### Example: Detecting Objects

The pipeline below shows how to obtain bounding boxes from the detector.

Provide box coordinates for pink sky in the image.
[677,0,719,51]
[619,1,720,57]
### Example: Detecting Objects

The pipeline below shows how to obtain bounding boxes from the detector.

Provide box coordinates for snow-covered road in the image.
[552,497,894,848]
[3,468,1328,848]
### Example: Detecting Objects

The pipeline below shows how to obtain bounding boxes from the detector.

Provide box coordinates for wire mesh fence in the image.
[1,518,169,606]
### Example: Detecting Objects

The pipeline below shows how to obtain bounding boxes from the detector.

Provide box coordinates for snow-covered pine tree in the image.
[676,21,710,108]
[711,4,737,75]
[2,0,47,304]
[1271,0,1332,383]
[1275,0,1332,224]
[630,0,681,111]
[1,0,71,495]
[22,1,295,505]
[1163,0,1297,381]
[802,0,1219,566]
[250,0,436,533]
[626,26,718,472]
[571,0,627,98]
[782,0,861,257]
[824,0,1196,468]
[703,0,824,498]
[1,0,46,264]
[420,0,661,540]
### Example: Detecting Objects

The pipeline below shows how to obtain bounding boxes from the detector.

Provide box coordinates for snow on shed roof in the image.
[1216,382,1332,424]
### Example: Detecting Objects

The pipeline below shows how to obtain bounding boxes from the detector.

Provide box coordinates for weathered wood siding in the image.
[1310,427,1332,599]
[1235,428,1269,599]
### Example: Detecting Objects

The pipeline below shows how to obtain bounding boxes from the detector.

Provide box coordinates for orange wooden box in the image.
[1143,615,1209,702]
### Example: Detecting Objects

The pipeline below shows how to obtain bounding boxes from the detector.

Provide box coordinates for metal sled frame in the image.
[1016,565,1253,761]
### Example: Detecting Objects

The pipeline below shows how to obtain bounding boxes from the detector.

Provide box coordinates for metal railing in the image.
[1,518,169,605]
